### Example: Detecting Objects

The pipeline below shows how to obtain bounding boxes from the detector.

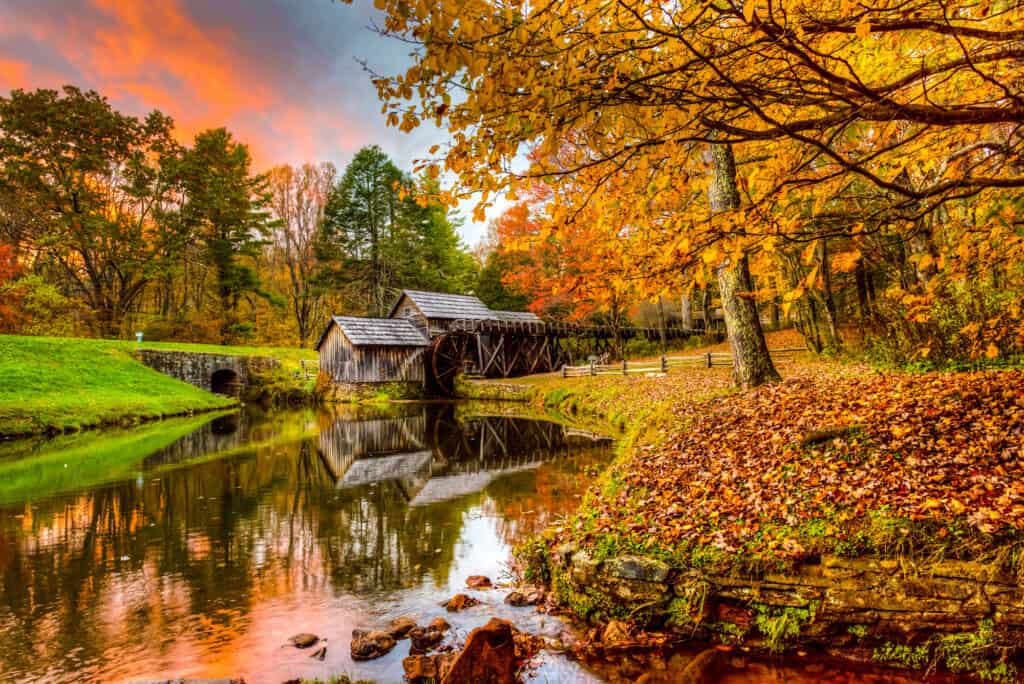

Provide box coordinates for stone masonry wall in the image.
[553,546,1024,647]
[135,350,279,395]
[319,377,426,402]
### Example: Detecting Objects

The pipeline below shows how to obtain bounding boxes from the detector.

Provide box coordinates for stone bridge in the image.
[135,349,280,397]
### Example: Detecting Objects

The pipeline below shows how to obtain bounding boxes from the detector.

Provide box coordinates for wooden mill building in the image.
[315,315,430,397]
[315,288,552,395]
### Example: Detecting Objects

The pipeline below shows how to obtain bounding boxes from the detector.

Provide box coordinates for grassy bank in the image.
[0,335,249,436]
[463,333,1024,575]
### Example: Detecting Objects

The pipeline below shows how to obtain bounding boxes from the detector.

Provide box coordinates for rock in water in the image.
[601,620,632,645]
[442,618,517,684]
[409,625,446,654]
[428,617,451,632]
[350,629,397,660]
[388,615,418,639]
[466,575,493,589]
[504,588,544,607]
[504,591,528,607]
[287,633,319,649]
[403,653,455,682]
[443,593,480,612]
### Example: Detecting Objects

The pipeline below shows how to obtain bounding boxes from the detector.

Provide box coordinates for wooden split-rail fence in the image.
[298,359,320,380]
[560,348,805,378]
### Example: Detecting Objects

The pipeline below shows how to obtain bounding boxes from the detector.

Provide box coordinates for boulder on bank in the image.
[350,628,397,660]
[601,620,632,645]
[441,618,517,684]
[602,555,671,583]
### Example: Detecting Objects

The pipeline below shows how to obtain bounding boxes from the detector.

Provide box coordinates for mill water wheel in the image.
[428,333,469,397]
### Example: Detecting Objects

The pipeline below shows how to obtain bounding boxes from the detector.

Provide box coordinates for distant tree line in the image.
[0,86,488,346]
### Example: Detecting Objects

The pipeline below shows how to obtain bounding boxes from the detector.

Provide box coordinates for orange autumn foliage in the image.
[365,0,1024,363]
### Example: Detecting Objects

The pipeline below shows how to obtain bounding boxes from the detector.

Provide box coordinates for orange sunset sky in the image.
[0,0,496,242]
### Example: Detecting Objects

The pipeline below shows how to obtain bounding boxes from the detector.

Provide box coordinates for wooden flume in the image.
[426,317,707,396]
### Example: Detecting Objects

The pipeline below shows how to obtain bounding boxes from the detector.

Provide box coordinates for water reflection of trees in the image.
[0,406,612,682]
[315,405,614,584]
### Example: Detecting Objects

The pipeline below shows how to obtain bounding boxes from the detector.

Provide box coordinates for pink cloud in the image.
[0,0,373,171]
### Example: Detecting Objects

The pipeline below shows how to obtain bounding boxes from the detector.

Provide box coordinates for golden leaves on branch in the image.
[365,0,1024,344]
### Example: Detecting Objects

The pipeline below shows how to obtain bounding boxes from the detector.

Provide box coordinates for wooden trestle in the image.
[427,318,700,395]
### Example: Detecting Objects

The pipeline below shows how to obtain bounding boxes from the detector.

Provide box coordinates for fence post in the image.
[622,358,628,375]
[590,360,596,376]
[661,355,667,373]
[705,352,712,368]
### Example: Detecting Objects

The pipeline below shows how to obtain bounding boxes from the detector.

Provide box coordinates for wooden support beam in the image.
[482,335,505,376]
[504,337,523,377]
[528,336,549,374]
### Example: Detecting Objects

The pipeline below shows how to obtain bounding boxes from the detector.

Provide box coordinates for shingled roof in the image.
[390,290,495,320]
[493,310,542,323]
[315,316,429,350]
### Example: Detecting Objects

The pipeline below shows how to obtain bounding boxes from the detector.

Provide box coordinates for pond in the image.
[0,405,615,683]
[0,405,935,683]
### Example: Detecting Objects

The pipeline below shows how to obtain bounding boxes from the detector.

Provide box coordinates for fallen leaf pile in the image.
[571,365,1024,563]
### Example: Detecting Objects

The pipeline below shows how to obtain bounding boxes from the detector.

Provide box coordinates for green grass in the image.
[0,335,243,436]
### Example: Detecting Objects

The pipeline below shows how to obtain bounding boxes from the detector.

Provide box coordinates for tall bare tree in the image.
[267,162,336,347]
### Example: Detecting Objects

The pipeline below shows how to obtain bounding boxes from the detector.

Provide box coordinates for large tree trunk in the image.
[708,143,780,388]
[680,292,693,330]
[656,297,667,352]
[854,259,873,337]
[819,236,842,348]
[701,287,712,332]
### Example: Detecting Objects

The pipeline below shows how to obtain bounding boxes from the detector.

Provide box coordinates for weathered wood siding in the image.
[318,324,426,384]
[392,297,430,337]
[319,325,353,379]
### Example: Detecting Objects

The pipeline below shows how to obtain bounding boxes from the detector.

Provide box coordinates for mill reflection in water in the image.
[319,408,607,506]
[0,404,612,684]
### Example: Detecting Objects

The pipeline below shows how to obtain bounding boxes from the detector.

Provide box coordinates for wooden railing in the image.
[560,348,805,378]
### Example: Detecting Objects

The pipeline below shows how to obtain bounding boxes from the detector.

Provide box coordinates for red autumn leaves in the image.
[573,363,1024,562]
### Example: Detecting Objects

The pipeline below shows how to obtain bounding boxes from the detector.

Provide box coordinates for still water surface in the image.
[0,405,613,683]
[0,405,936,683]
